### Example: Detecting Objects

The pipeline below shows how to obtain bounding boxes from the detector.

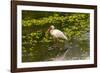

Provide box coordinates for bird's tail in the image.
[63,35,67,40]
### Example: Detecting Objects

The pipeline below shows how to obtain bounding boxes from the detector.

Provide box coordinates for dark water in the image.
[22,40,89,62]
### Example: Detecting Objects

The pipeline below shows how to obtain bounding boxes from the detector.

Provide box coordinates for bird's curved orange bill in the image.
[47,27,51,32]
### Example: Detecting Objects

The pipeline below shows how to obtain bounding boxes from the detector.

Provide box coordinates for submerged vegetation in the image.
[22,10,90,62]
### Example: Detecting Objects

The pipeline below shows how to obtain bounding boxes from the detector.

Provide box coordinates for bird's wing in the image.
[53,29,67,40]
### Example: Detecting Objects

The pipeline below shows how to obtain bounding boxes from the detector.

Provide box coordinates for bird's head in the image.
[47,25,55,32]
[50,25,55,29]
[45,25,55,37]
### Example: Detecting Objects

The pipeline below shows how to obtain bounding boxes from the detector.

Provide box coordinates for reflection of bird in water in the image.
[47,25,68,50]
[50,48,69,61]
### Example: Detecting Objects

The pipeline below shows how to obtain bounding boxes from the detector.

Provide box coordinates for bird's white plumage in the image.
[50,29,67,40]
[48,25,67,40]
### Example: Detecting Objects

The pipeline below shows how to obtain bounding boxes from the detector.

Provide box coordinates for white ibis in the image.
[47,25,68,56]
[47,25,67,41]
[47,25,68,57]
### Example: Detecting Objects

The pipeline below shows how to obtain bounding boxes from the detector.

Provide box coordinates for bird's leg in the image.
[53,38,57,47]
[52,37,58,48]
[56,39,59,46]
[52,37,55,44]
[51,37,55,49]
[55,38,60,49]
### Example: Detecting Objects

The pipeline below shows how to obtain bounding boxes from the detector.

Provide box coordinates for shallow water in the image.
[22,40,89,62]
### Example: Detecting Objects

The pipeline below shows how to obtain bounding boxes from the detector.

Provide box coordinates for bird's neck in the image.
[50,29,54,34]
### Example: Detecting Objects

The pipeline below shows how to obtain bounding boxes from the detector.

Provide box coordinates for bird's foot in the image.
[48,47,54,50]
[52,45,59,49]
